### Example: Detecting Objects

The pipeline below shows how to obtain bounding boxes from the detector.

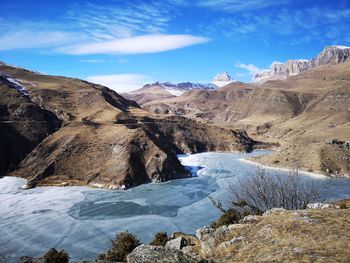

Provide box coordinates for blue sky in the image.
[1,0,350,92]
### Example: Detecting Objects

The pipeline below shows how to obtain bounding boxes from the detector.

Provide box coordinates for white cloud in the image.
[59,34,210,55]
[66,1,178,40]
[80,59,115,63]
[0,30,79,51]
[86,74,152,93]
[197,0,288,12]
[236,63,262,76]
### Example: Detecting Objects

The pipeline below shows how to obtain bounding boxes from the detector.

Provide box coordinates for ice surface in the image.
[0,150,349,262]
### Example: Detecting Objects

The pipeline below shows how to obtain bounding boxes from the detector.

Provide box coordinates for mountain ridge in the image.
[0,63,258,189]
[254,45,350,82]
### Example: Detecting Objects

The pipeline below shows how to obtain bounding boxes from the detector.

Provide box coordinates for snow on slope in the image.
[0,73,29,95]
[212,72,235,87]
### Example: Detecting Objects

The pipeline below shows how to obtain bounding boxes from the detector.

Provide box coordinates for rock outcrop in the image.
[253,45,350,82]
[127,245,199,263]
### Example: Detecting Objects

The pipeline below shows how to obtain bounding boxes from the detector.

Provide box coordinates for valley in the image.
[127,46,350,177]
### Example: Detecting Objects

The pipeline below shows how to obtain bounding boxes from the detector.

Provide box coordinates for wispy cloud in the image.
[86,73,153,92]
[236,63,263,79]
[65,1,178,40]
[0,30,77,51]
[203,6,350,44]
[59,34,210,55]
[236,63,262,77]
[197,0,288,12]
[0,1,192,53]
[80,59,115,63]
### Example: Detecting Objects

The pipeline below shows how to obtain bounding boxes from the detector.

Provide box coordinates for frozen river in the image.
[1,150,350,262]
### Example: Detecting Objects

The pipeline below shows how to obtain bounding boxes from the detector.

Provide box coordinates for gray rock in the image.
[127,245,199,263]
[263,208,286,216]
[196,226,214,241]
[165,237,187,250]
[253,45,350,83]
[240,215,259,224]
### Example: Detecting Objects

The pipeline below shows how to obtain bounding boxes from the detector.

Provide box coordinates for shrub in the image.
[99,231,140,262]
[228,167,324,211]
[211,209,242,228]
[210,167,326,228]
[339,202,347,209]
[43,248,69,263]
[149,232,169,247]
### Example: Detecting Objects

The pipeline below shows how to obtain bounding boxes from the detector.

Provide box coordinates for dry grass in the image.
[200,208,350,263]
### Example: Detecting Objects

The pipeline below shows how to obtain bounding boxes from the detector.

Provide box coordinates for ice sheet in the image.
[0,150,349,262]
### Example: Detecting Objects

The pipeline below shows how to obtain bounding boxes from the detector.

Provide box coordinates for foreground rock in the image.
[189,208,350,262]
[18,207,350,262]
[127,245,199,263]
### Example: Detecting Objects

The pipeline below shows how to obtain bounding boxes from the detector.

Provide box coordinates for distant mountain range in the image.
[122,72,235,104]
[135,45,350,177]
[253,45,350,82]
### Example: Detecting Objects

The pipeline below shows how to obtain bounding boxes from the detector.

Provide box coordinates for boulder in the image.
[126,245,198,263]
[240,215,259,224]
[171,232,199,246]
[165,237,187,250]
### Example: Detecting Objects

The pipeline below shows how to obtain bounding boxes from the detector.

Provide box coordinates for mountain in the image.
[212,72,235,87]
[123,72,234,106]
[141,60,350,177]
[0,63,257,189]
[253,45,350,82]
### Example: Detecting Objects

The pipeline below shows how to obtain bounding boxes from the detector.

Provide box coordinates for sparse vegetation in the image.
[149,232,169,247]
[98,231,140,262]
[228,167,325,211]
[43,248,69,263]
[210,167,325,228]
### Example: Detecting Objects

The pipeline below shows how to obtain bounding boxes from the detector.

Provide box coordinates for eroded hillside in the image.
[0,63,257,189]
[139,61,350,176]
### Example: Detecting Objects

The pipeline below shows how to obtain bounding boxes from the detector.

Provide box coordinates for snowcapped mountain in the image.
[140,81,217,96]
[253,45,350,83]
[127,72,235,99]
[212,72,235,87]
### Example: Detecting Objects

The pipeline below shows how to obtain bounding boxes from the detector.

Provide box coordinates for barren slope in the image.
[0,63,257,188]
[141,62,350,176]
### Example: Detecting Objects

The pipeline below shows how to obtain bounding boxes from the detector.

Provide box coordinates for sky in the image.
[0,0,350,92]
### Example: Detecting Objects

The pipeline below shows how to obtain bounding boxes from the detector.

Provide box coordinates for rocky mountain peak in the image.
[212,72,235,87]
[213,72,232,82]
[314,45,350,66]
[253,45,350,83]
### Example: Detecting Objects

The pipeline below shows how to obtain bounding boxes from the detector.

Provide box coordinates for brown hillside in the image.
[141,62,350,176]
[0,63,256,189]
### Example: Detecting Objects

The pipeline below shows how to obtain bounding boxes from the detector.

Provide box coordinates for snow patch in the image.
[166,88,185,96]
[1,74,29,95]
[307,203,339,209]
[330,45,350,50]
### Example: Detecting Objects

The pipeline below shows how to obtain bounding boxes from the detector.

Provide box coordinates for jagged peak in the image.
[213,72,232,82]
[325,45,350,50]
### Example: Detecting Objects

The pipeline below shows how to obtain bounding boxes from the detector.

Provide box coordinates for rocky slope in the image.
[180,207,350,263]
[0,63,257,189]
[19,207,350,262]
[141,60,350,176]
[254,45,350,82]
